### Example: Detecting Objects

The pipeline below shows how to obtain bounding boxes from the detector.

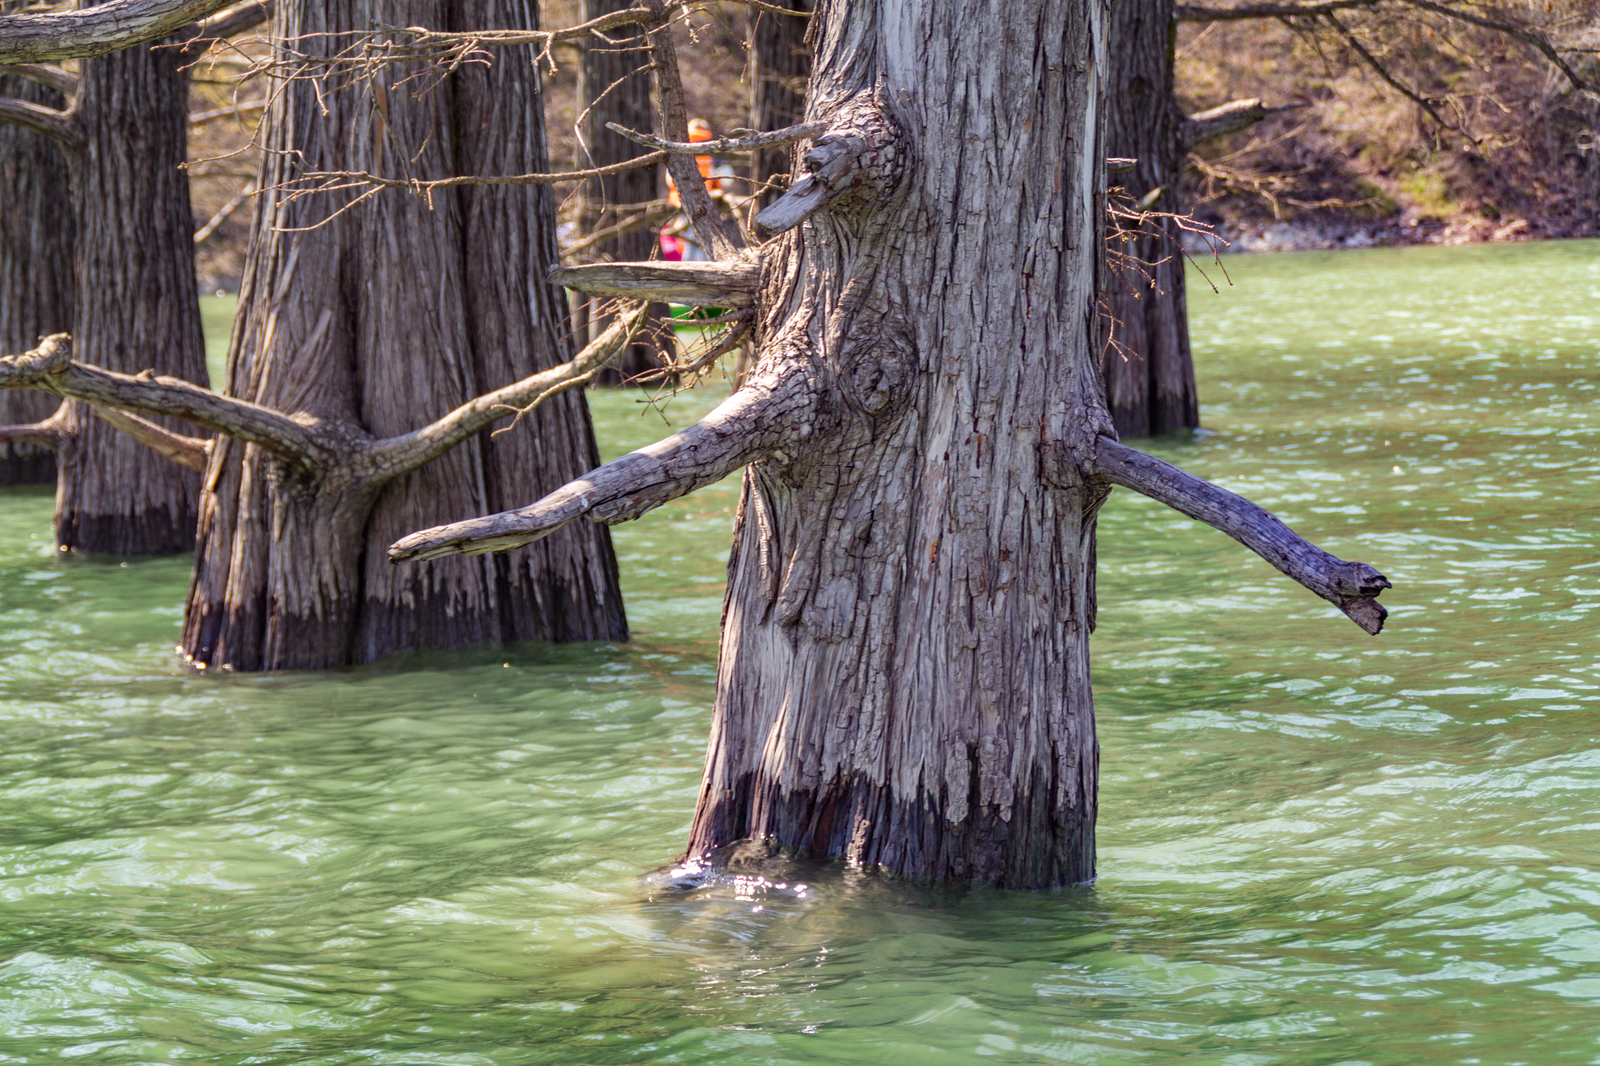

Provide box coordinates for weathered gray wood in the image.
[390,377,788,560]
[94,407,210,471]
[1091,436,1390,633]
[0,0,235,62]
[551,261,761,306]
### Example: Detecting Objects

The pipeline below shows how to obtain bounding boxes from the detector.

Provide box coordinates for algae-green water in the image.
[2,240,1598,1064]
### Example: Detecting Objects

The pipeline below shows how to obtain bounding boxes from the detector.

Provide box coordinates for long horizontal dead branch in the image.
[1091,436,1390,633]
[389,373,798,562]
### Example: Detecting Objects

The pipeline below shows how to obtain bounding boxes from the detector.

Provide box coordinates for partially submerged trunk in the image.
[0,68,73,485]
[574,0,669,383]
[56,30,206,552]
[1102,0,1197,438]
[748,0,811,206]
[391,0,1390,889]
[183,0,627,670]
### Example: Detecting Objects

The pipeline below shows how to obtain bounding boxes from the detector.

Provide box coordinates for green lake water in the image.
[2,239,1598,1064]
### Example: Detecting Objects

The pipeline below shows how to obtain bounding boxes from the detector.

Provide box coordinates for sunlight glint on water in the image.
[1,240,1597,1064]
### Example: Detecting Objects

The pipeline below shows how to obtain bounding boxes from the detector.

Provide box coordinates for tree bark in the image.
[391,0,1391,889]
[182,0,628,671]
[748,0,812,206]
[0,67,73,486]
[54,26,207,552]
[1101,0,1199,437]
[574,0,669,384]
[0,0,236,62]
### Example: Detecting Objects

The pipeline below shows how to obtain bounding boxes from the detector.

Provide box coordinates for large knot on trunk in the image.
[755,90,907,237]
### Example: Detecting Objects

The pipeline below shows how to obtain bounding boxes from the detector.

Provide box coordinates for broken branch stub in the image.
[550,261,761,307]
[389,380,792,562]
[1090,436,1391,634]
[755,94,906,237]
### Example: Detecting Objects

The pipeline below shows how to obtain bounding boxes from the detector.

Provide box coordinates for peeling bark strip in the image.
[1090,437,1390,633]
[0,0,235,62]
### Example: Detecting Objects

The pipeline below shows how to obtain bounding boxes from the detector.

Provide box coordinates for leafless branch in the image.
[0,335,323,470]
[3,62,77,97]
[0,0,236,62]
[364,305,648,481]
[1092,436,1390,633]
[390,376,791,562]
[93,408,210,471]
[606,119,824,155]
[0,94,81,145]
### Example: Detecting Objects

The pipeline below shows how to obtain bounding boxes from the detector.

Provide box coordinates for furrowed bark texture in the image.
[748,0,812,206]
[184,0,626,671]
[687,0,1113,887]
[0,67,73,485]
[58,28,207,552]
[1102,0,1198,437]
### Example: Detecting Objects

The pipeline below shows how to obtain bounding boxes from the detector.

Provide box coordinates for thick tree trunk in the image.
[182,0,627,671]
[57,30,206,552]
[748,0,812,206]
[0,70,73,485]
[686,0,1113,887]
[575,0,669,384]
[1101,0,1198,437]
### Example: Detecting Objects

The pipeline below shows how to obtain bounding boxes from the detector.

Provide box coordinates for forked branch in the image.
[0,96,81,146]
[0,335,322,470]
[0,401,68,448]
[390,379,794,561]
[1092,436,1391,633]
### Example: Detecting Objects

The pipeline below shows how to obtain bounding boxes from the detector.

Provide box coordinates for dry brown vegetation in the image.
[184,0,1599,290]
[1178,0,1600,248]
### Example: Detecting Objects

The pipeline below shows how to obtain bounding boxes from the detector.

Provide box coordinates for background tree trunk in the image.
[0,69,73,486]
[686,0,1112,888]
[183,0,628,671]
[748,0,811,206]
[1101,0,1199,437]
[57,29,206,552]
[575,0,669,384]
